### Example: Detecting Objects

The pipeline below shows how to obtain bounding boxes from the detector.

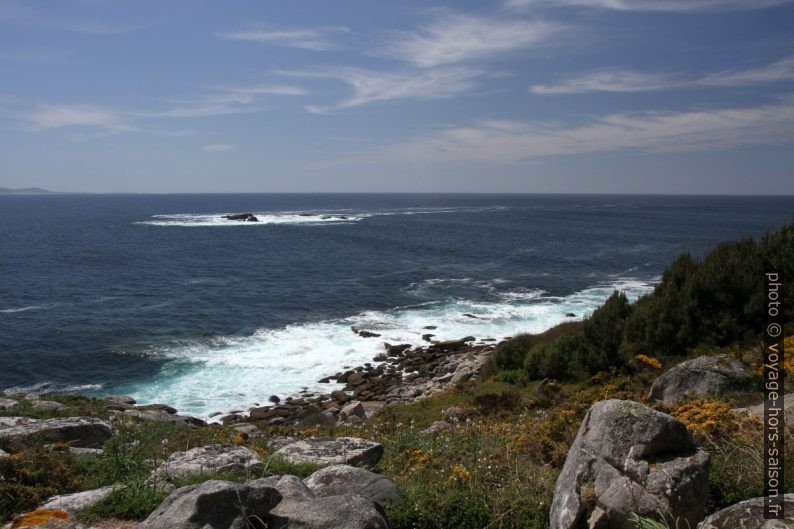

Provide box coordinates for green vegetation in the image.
[491,222,794,383]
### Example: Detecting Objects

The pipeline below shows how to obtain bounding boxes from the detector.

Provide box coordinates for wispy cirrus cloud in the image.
[505,0,791,12]
[215,27,348,51]
[380,13,562,67]
[28,104,133,131]
[323,96,794,165]
[531,56,794,94]
[279,67,482,113]
[19,82,306,131]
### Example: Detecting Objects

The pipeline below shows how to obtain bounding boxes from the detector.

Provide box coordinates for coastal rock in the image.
[274,436,383,467]
[152,444,263,481]
[420,421,453,436]
[233,423,261,438]
[353,328,381,338]
[30,400,66,411]
[0,417,113,452]
[549,399,709,529]
[340,402,366,421]
[385,343,411,357]
[138,403,178,414]
[0,397,19,412]
[648,354,753,403]
[223,213,259,222]
[123,409,205,427]
[330,390,349,404]
[699,494,794,529]
[0,416,38,428]
[135,479,281,529]
[304,465,401,508]
[69,447,103,456]
[258,475,315,501]
[6,508,83,529]
[268,494,388,529]
[105,395,136,406]
[41,486,117,513]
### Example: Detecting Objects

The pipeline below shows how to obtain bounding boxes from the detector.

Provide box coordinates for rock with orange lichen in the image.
[8,508,83,529]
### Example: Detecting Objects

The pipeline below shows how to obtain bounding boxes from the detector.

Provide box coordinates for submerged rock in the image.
[274,436,383,467]
[648,354,753,403]
[549,399,709,529]
[223,212,259,222]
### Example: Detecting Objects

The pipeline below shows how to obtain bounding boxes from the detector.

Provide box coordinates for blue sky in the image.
[1,0,793,193]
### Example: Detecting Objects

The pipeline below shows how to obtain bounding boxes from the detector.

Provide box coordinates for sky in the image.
[1,0,793,193]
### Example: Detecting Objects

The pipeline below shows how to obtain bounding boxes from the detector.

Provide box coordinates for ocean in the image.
[0,193,791,418]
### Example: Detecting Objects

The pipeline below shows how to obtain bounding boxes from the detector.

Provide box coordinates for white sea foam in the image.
[135,206,508,227]
[120,278,654,419]
[0,305,52,314]
[137,212,366,227]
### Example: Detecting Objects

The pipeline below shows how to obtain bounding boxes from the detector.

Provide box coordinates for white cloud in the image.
[327,97,794,164]
[505,0,790,12]
[215,27,348,51]
[531,69,679,94]
[202,143,236,152]
[143,83,305,119]
[381,13,562,67]
[280,67,482,113]
[700,56,794,86]
[27,104,132,130]
[530,57,794,94]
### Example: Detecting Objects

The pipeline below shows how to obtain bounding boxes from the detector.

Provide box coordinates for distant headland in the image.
[0,187,57,194]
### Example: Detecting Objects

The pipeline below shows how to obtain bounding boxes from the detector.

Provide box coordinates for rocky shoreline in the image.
[227,335,495,428]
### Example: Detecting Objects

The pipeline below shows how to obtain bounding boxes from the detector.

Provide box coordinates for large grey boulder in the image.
[42,485,117,513]
[105,395,136,406]
[0,416,38,428]
[152,444,263,481]
[648,354,753,403]
[30,399,66,411]
[136,479,282,529]
[0,417,113,452]
[700,494,794,529]
[258,475,315,501]
[549,399,709,529]
[304,465,400,507]
[274,436,383,467]
[0,397,19,411]
[268,494,388,529]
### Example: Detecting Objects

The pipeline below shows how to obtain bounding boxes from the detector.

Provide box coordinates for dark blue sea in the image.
[0,193,791,417]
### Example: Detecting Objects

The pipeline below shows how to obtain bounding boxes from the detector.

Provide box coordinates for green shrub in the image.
[493,369,527,385]
[524,333,587,381]
[80,480,168,521]
[0,445,84,522]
